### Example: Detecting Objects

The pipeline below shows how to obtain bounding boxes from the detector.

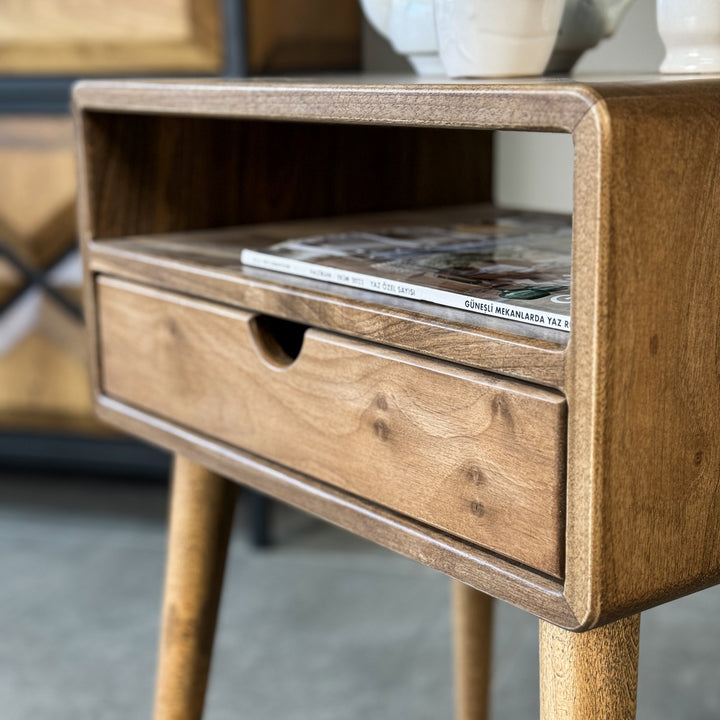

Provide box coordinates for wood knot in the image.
[166,318,182,340]
[376,395,388,411]
[373,419,390,441]
[491,394,514,428]
[650,334,659,356]
[470,501,485,518]
[694,450,704,467]
[464,464,485,486]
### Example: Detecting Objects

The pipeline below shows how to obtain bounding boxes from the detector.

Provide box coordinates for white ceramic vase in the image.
[658,0,720,73]
[360,0,444,75]
[434,0,566,77]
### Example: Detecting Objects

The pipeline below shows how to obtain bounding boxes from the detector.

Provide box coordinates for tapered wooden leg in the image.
[540,615,641,720]
[153,456,237,720]
[453,581,493,720]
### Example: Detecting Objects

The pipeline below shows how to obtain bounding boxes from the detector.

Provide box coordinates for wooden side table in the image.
[74,76,720,718]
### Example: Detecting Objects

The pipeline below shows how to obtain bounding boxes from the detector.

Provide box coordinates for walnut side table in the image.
[74,76,720,719]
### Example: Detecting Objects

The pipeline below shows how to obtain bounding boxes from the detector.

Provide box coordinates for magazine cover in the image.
[241,214,572,331]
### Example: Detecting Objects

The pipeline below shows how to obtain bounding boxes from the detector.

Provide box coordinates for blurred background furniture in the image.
[0,0,361,536]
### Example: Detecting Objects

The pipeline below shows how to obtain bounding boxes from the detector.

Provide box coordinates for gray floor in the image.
[1,473,719,720]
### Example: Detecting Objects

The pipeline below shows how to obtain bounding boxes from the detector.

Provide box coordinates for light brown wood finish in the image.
[87,215,567,388]
[0,0,222,74]
[75,76,720,632]
[540,615,641,720]
[566,82,720,627]
[98,277,567,577]
[95,392,576,627]
[154,456,236,720]
[453,582,493,720]
[72,77,597,130]
[244,0,360,74]
[73,82,492,429]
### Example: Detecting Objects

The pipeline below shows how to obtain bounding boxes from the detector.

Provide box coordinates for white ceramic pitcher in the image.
[361,0,632,78]
[434,0,566,77]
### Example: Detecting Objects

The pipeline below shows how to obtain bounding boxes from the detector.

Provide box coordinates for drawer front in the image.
[97,277,567,577]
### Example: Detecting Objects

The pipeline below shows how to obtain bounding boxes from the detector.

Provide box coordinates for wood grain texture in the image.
[154,456,236,720]
[453,582,493,720]
[94,393,578,627]
[539,614,640,720]
[80,112,492,239]
[72,75,716,126]
[0,0,222,74]
[98,277,567,577]
[86,213,567,388]
[244,0,360,74]
[565,79,720,628]
[74,105,101,411]
[72,77,599,130]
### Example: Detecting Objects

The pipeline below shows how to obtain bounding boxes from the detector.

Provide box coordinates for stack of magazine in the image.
[240,211,571,332]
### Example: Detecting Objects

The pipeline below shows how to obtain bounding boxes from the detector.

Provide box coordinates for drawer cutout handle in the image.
[249,315,309,368]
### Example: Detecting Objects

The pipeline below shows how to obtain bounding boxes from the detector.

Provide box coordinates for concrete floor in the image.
[1,472,719,719]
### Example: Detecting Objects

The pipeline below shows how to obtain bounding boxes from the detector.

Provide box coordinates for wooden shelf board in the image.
[87,205,569,389]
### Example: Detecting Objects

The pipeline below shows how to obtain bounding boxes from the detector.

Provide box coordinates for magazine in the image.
[240,214,572,332]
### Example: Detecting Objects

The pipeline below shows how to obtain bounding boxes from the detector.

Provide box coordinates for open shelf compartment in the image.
[88,202,570,389]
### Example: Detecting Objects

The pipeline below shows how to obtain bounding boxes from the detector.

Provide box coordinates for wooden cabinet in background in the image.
[0,0,223,74]
[0,1,361,442]
[0,116,100,433]
[0,0,361,77]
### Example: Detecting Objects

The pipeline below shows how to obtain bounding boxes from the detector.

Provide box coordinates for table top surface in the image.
[72,73,720,133]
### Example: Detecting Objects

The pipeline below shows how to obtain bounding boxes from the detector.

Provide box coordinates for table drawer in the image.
[96,277,567,577]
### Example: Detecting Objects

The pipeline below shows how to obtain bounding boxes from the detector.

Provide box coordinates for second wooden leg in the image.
[153,455,238,720]
[453,581,494,720]
[540,614,641,720]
